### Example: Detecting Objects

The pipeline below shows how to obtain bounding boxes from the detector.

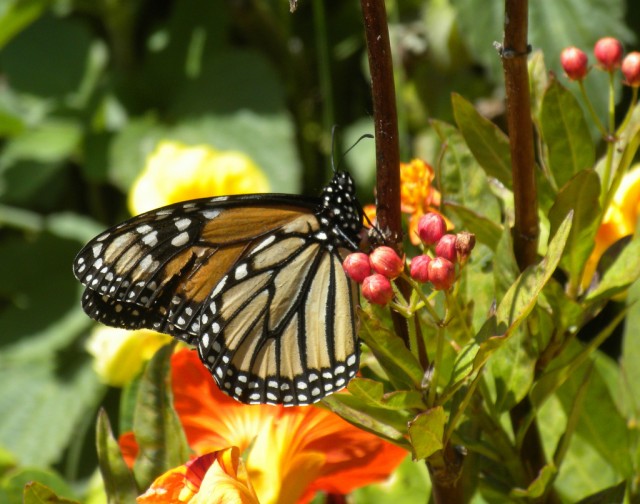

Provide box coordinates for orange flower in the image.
[121,350,407,504]
[138,448,259,504]
[365,159,444,244]
[400,159,443,245]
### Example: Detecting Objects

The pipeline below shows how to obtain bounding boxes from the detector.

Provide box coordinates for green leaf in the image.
[96,410,138,504]
[132,344,191,490]
[2,119,82,164]
[407,407,446,460]
[531,309,627,410]
[2,468,76,504]
[321,394,411,448]
[586,235,640,303]
[487,325,536,412]
[622,278,640,419]
[347,378,426,410]
[0,356,102,467]
[0,0,49,50]
[510,464,557,499]
[0,232,92,360]
[540,77,595,189]
[358,309,424,389]
[431,119,501,223]
[496,212,573,336]
[1,14,93,98]
[444,202,502,251]
[555,350,634,478]
[575,481,626,504]
[451,93,512,189]
[23,481,79,504]
[548,170,600,291]
[529,50,550,118]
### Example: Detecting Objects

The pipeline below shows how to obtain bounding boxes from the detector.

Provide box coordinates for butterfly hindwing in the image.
[74,172,364,405]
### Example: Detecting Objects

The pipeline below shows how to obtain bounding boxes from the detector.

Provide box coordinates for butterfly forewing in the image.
[73,172,364,406]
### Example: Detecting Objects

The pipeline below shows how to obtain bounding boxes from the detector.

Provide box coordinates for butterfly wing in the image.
[73,193,360,405]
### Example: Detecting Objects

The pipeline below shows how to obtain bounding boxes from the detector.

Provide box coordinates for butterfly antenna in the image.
[331,128,374,173]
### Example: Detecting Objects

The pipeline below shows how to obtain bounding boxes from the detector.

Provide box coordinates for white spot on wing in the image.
[175,218,192,231]
[235,264,248,280]
[171,232,190,247]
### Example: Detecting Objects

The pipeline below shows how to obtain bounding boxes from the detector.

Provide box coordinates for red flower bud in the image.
[369,246,404,279]
[560,47,589,81]
[362,274,394,305]
[343,252,372,283]
[427,257,456,291]
[455,231,476,264]
[622,52,640,87]
[410,255,431,283]
[594,37,623,71]
[417,213,446,245]
[435,234,457,262]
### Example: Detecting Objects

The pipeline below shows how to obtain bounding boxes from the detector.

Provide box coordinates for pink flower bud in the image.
[435,234,457,262]
[417,213,446,245]
[369,246,404,279]
[362,274,394,305]
[594,37,623,71]
[622,52,640,87]
[560,47,589,81]
[410,255,431,283]
[428,257,456,291]
[343,252,372,283]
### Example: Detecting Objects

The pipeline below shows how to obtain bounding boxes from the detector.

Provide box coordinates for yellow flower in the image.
[137,448,259,504]
[129,141,270,215]
[584,165,640,287]
[86,327,172,387]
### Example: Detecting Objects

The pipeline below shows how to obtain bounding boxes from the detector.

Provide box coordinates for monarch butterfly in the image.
[73,170,365,406]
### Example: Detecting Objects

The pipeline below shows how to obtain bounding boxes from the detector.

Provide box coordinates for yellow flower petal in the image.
[129,141,270,215]
[86,327,172,386]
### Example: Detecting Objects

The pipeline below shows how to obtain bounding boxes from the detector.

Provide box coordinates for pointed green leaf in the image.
[496,213,573,335]
[586,235,640,303]
[3,468,75,504]
[575,481,626,504]
[431,119,501,223]
[348,378,426,410]
[548,170,600,290]
[540,77,595,188]
[132,344,191,490]
[407,407,446,460]
[451,93,512,189]
[322,394,411,448]
[23,482,79,504]
[96,409,138,503]
[510,464,557,499]
[358,309,424,389]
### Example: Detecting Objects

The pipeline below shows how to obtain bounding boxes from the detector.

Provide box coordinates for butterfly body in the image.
[74,172,364,406]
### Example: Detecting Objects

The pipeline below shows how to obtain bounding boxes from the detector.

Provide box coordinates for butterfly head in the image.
[320,171,364,250]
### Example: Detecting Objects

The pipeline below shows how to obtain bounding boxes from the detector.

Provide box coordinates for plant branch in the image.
[360,1,457,501]
[501,3,560,502]
[501,0,538,270]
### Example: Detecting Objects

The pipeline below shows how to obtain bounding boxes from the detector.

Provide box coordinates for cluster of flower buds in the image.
[411,213,475,290]
[342,212,476,306]
[342,246,403,305]
[560,37,640,87]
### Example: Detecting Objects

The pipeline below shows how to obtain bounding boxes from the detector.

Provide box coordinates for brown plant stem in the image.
[360,0,457,502]
[502,0,539,271]
[501,2,558,501]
